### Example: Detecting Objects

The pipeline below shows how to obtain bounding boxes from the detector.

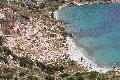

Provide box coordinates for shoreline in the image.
[54,2,113,73]
[57,0,120,10]
[66,37,111,73]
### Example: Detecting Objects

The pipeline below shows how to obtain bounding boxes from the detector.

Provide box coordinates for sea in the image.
[57,3,120,68]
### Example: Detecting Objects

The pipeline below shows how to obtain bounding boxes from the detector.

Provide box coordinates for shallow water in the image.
[57,3,120,68]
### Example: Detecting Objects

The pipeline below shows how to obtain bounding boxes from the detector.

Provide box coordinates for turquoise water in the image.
[57,3,120,68]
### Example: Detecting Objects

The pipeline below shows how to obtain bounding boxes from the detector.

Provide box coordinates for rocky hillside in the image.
[0,0,119,80]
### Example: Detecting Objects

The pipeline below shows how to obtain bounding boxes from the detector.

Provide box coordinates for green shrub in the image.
[60,73,69,78]
[68,60,76,66]
[14,77,19,80]
[3,46,13,56]
[39,3,46,9]
[0,36,4,46]
[67,76,75,80]
[27,75,38,80]
[19,70,28,77]
[74,72,82,77]
[97,77,106,80]
[20,14,30,20]
[19,56,34,68]
[0,47,3,53]
[3,67,15,79]
[49,34,56,37]
[88,71,98,79]
[0,56,8,63]
[45,64,55,74]
[46,1,61,11]
[55,64,64,72]
[74,72,84,80]
[45,75,54,80]
[36,61,46,71]
[0,0,7,3]
[66,72,84,80]
[52,26,67,37]
[12,54,19,61]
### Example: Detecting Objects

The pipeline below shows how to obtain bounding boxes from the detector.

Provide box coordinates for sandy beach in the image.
[66,37,110,73]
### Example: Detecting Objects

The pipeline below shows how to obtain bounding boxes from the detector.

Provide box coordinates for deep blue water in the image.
[57,3,120,68]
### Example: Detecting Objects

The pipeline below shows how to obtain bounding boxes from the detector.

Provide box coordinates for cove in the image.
[57,3,120,68]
